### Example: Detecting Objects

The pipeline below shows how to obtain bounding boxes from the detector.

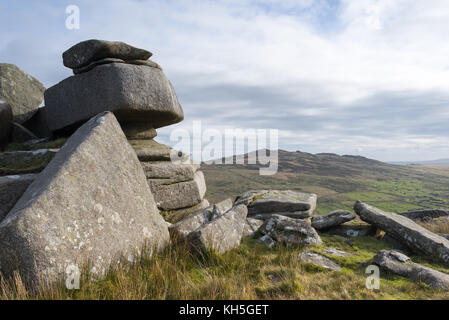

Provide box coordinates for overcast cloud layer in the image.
[1,0,449,161]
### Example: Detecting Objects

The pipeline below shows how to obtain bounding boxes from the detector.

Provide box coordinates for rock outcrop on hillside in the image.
[0,112,169,284]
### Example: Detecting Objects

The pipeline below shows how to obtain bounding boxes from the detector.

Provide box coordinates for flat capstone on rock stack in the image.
[44,39,208,222]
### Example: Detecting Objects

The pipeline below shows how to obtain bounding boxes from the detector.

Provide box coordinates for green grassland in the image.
[202,150,449,215]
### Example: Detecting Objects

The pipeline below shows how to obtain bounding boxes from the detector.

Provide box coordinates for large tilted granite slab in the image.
[354,201,449,264]
[45,63,184,132]
[63,39,152,69]
[372,250,449,290]
[0,64,45,124]
[311,210,356,231]
[235,190,317,219]
[149,171,207,211]
[186,204,248,254]
[0,174,36,222]
[0,112,169,284]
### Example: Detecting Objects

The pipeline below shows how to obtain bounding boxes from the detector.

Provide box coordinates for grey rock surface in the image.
[142,161,200,183]
[45,63,184,132]
[0,64,45,124]
[0,174,36,222]
[22,107,52,138]
[161,199,210,224]
[312,210,356,230]
[169,198,232,240]
[354,201,449,264]
[0,149,58,175]
[72,58,124,74]
[326,220,376,238]
[260,214,322,247]
[149,171,206,210]
[258,234,276,248]
[372,250,449,290]
[187,204,248,254]
[0,101,12,148]
[130,139,189,162]
[62,39,152,69]
[322,247,356,256]
[299,251,342,271]
[242,218,264,238]
[121,122,157,140]
[10,122,38,143]
[0,112,169,284]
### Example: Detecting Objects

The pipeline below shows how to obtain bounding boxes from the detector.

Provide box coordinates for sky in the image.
[1,0,449,162]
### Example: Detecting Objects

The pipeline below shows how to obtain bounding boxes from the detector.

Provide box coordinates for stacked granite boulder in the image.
[44,40,208,220]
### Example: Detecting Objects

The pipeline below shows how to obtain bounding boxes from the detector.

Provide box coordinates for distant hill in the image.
[202,149,449,214]
[390,158,449,166]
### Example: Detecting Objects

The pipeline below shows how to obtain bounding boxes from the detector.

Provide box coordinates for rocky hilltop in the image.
[0,40,449,293]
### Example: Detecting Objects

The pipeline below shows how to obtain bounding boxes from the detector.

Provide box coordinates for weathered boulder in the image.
[0,174,36,222]
[62,39,152,69]
[186,204,248,254]
[242,218,264,238]
[0,149,58,175]
[311,210,356,230]
[169,198,233,240]
[22,107,52,138]
[10,122,38,143]
[236,190,317,219]
[45,63,184,132]
[130,139,189,162]
[322,247,356,257]
[121,122,157,140]
[149,171,206,211]
[258,234,276,248]
[354,201,449,264]
[372,250,449,290]
[161,199,210,224]
[400,209,449,222]
[299,251,342,271]
[259,214,322,247]
[0,64,45,124]
[326,220,376,238]
[142,161,200,183]
[0,112,169,284]
[0,101,12,148]
[72,58,124,75]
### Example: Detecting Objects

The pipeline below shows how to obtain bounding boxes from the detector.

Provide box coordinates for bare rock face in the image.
[259,214,322,247]
[242,218,264,238]
[372,250,449,290]
[62,39,152,69]
[235,190,317,219]
[312,210,356,231]
[10,122,38,143]
[149,171,206,211]
[299,251,342,271]
[0,64,45,124]
[354,201,449,264]
[0,112,169,284]
[0,101,12,149]
[169,198,233,241]
[0,174,36,222]
[326,220,376,238]
[45,63,184,132]
[161,199,210,224]
[186,204,248,254]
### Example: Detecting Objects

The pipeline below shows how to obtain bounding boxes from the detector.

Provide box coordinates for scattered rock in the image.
[161,199,210,224]
[0,112,169,284]
[311,210,356,230]
[326,220,376,238]
[354,201,449,264]
[299,251,342,271]
[0,101,12,149]
[259,214,322,247]
[400,209,449,222]
[0,63,45,124]
[258,234,276,248]
[45,63,184,132]
[322,247,356,256]
[372,250,449,290]
[0,149,58,175]
[169,198,232,240]
[149,171,207,211]
[187,204,248,254]
[242,218,264,238]
[62,39,152,69]
[0,174,36,222]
